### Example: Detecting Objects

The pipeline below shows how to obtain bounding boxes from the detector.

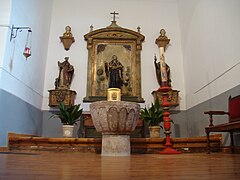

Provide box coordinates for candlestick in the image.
[155,29,181,154]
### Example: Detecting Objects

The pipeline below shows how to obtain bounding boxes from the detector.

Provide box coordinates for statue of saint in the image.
[55,57,74,89]
[159,29,168,39]
[154,55,171,87]
[105,55,124,89]
[63,26,73,37]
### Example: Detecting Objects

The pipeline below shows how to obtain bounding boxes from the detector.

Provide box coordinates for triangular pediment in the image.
[84,26,145,41]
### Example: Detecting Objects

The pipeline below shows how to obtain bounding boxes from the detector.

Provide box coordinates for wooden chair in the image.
[204,95,240,153]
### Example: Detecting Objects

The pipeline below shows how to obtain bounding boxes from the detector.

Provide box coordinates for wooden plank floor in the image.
[0,151,240,179]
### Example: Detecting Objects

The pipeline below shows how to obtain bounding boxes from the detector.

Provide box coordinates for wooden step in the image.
[7,132,222,153]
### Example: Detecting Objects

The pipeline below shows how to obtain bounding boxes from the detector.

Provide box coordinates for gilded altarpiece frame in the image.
[83,23,145,102]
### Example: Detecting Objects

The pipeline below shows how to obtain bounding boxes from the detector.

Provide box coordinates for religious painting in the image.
[83,19,145,102]
[94,41,134,96]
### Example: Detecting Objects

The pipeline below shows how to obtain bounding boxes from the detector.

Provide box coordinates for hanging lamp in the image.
[23,29,32,59]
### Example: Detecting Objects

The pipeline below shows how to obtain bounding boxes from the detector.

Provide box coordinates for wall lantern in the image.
[23,29,32,59]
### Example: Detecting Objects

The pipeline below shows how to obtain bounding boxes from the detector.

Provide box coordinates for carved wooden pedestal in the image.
[48,89,76,107]
[152,89,179,107]
[59,36,75,51]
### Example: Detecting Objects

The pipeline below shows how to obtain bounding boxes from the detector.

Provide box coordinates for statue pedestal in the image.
[48,89,76,107]
[90,101,140,156]
[152,89,179,107]
[59,36,75,51]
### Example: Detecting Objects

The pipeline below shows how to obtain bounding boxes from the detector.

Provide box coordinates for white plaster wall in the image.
[42,0,185,110]
[177,0,240,109]
[1,0,53,109]
[0,0,11,67]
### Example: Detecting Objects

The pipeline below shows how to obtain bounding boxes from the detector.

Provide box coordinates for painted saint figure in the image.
[154,55,171,87]
[105,55,124,89]
[55,57,74,89]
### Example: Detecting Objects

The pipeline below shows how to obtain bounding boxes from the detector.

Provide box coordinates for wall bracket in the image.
[10,25,32,42]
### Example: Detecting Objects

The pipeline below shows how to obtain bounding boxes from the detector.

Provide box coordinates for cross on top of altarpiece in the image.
[110,11,119,21]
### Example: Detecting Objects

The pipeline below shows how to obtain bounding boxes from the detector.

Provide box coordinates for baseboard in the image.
[221,146,240,154]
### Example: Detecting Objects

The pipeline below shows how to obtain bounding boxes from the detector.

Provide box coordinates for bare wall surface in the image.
[177,0,240,109]
[0,90,42,147]
[0,0,11,67]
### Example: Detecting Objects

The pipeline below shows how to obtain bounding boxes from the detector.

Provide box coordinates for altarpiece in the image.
[83,19,145,102]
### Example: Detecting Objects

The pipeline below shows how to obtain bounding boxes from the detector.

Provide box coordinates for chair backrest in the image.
[228,95,240,122]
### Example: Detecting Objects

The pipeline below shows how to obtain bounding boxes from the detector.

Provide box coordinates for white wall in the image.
[42,0,186,110]
[177,0,240,109]
[0,0,11,67]
[1,0,53,109]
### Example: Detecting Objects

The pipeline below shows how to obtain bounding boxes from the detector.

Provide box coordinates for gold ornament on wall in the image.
[59,26,75,51]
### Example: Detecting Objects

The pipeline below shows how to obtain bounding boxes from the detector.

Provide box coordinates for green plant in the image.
[140,98,163,126]
[50,102,83,125]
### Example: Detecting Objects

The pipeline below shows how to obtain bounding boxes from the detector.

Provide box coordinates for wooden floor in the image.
[0,151,240,179]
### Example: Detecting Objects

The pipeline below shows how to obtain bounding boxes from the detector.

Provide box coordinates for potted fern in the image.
[50,102,83,138]
[140,98,163,138]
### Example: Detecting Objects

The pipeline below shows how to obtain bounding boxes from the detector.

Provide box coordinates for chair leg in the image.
[206,131,210,154]
[230,132,235,153]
